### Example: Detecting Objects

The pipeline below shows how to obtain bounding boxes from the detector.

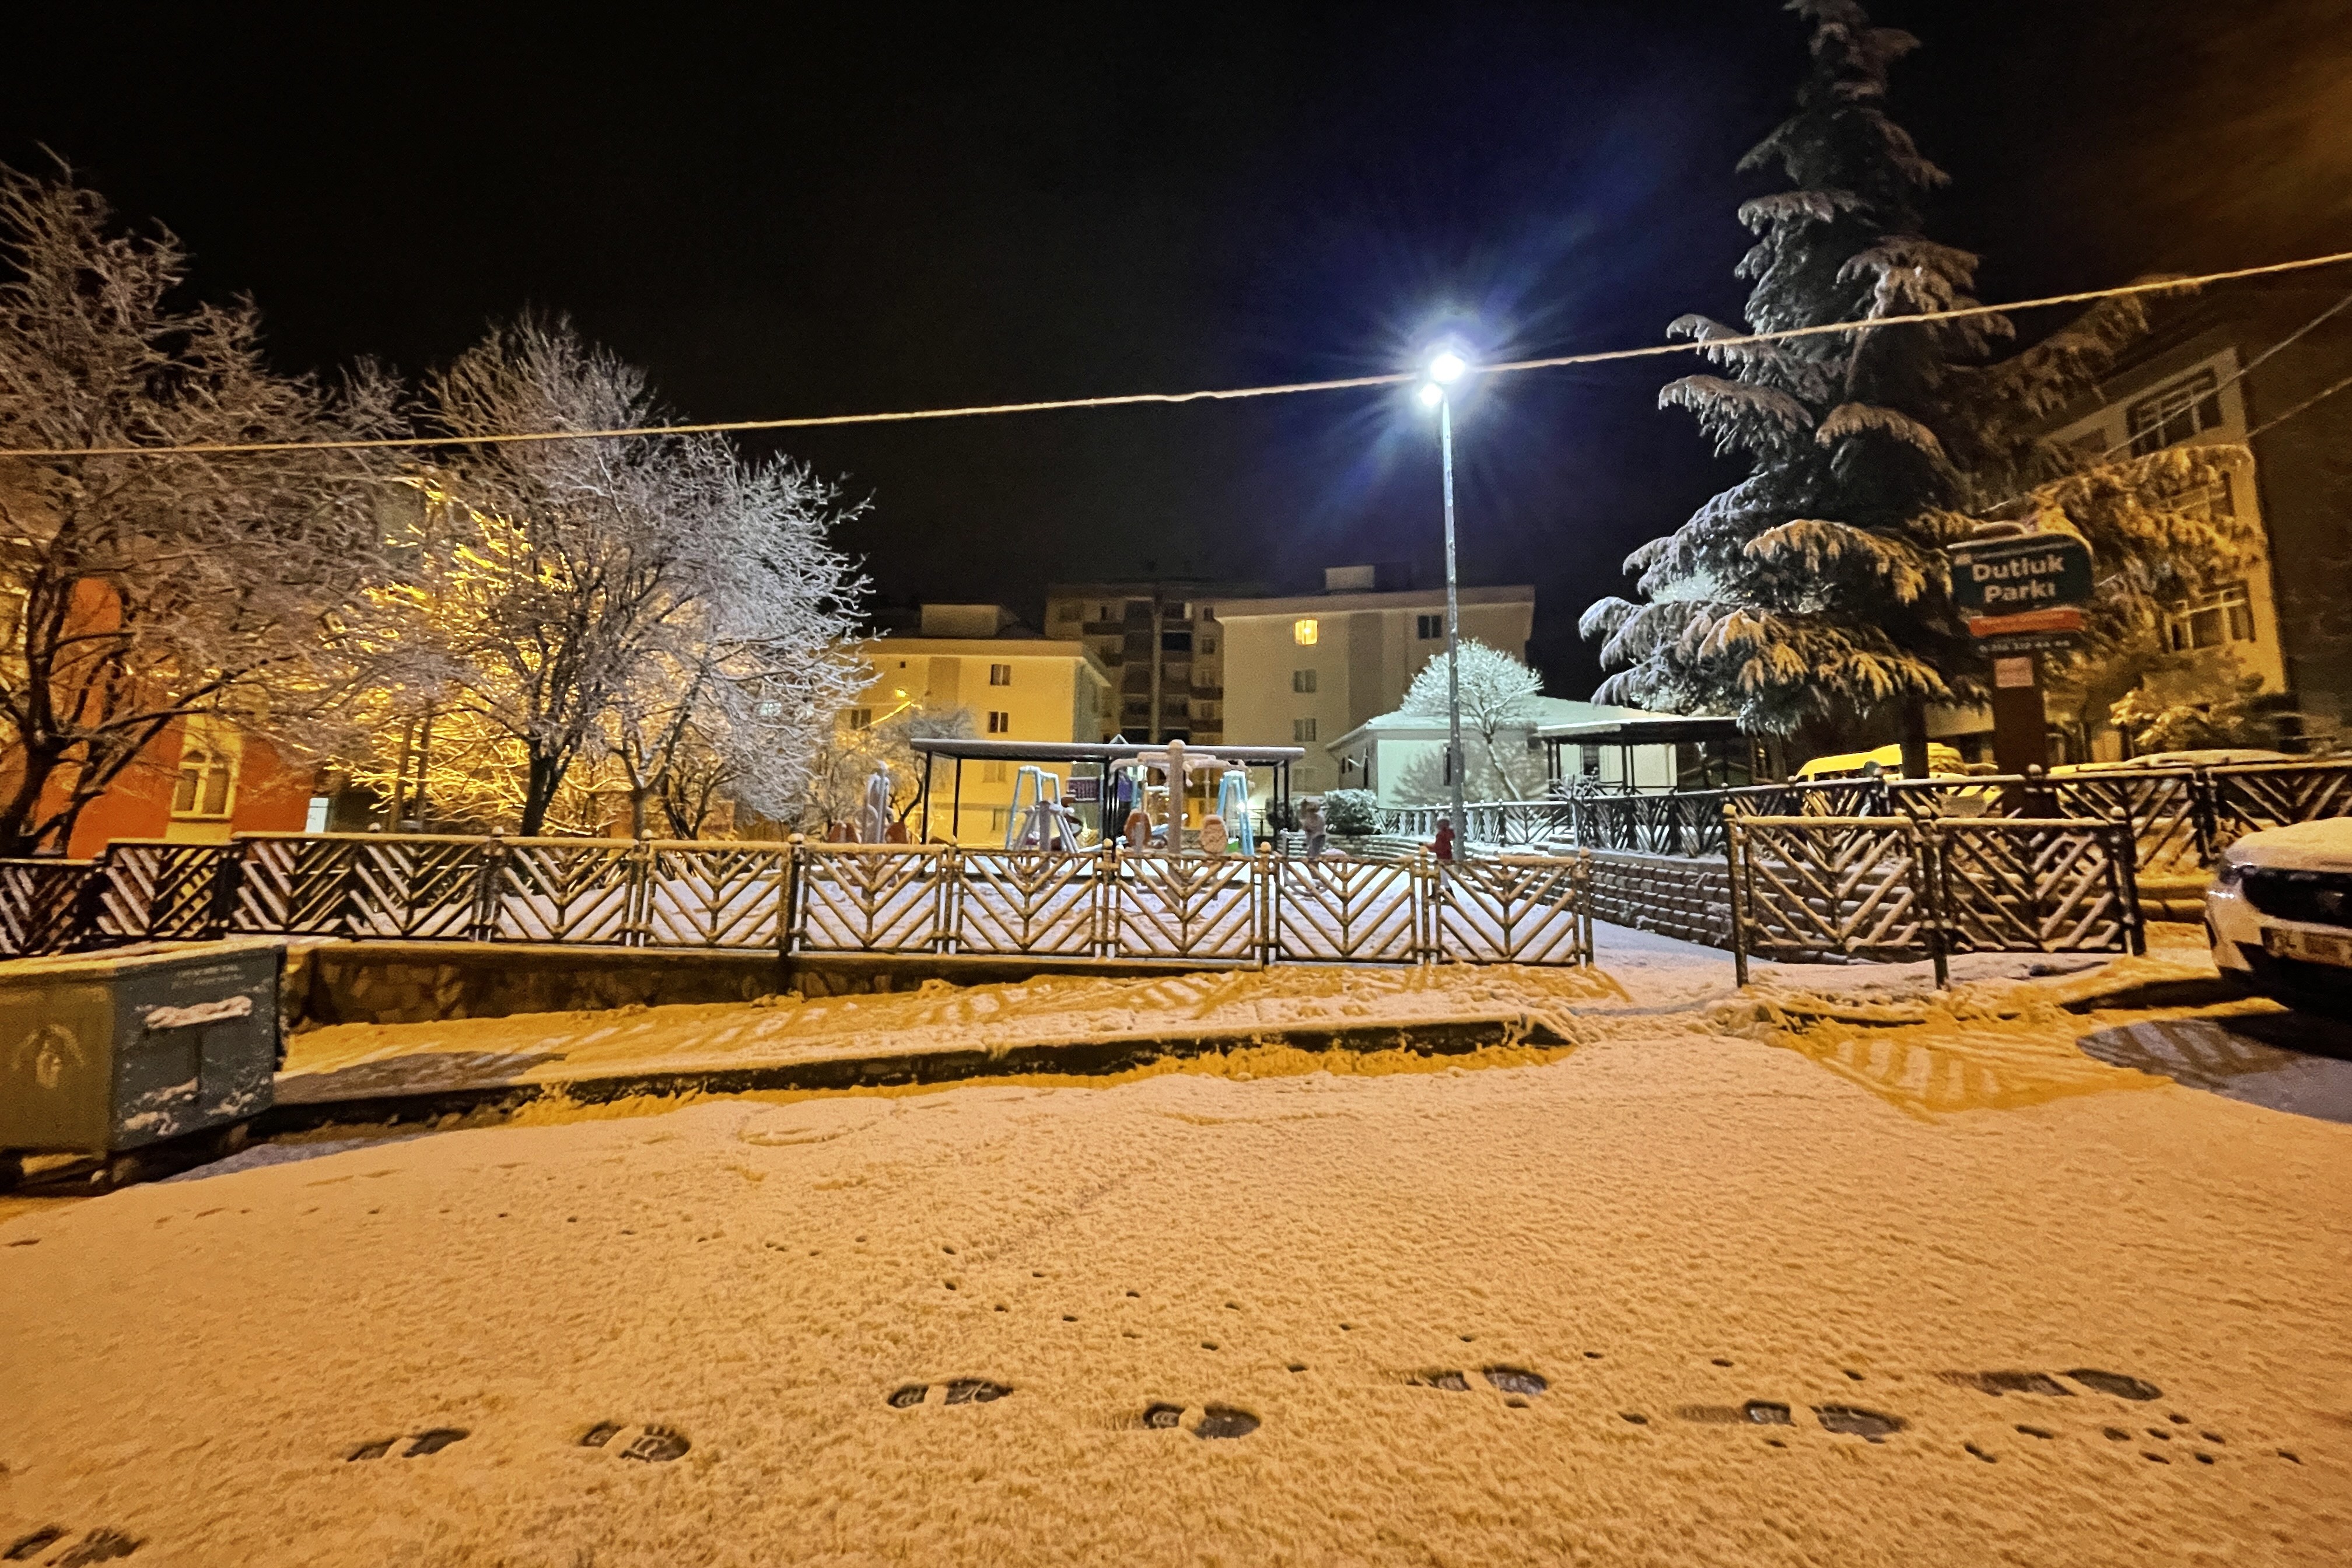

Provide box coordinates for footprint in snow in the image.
[7,1527,142,1564]
[887,1380,1013,1409]
[1413,1367,1548,1401]
[346,1428,469,1461]
[1138,1403,1259,1438]
[1674,1401,1793,1427]
[580,1422,690,1462]
[1814,1406,1906,1441]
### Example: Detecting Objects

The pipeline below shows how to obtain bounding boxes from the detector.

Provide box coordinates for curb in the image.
[257,1012,1576,1133]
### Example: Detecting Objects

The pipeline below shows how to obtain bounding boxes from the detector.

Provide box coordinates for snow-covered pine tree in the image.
[1583,0,2252,762]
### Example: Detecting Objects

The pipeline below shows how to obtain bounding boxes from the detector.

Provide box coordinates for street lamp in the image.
[1418,346,1469,851]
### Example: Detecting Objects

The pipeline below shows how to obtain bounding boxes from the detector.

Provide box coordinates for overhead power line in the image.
[8,247,2352,460]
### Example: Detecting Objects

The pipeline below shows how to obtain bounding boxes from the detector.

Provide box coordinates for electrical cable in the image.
[6,247,2352,459]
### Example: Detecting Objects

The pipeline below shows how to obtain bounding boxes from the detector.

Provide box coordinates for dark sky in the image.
[8,2,2348,695]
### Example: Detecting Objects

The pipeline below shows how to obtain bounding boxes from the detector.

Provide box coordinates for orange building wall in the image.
[61,724,182,859]
[227,734,314,835]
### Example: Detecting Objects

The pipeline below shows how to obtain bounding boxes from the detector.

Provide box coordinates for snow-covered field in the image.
[4,927,2350,1566]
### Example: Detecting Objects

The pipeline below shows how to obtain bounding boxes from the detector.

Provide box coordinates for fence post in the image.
[936,844,958,954]
[1576,850,1595,966]
[1722,807,1749,987]
[473,830,503,943]
[2188,767,2221,865]
[1255,840,1275,967]
[208,842,246,939]
[1096,839,1117,959]
[2112,809,2146,957]
[625,833,654,948]
[1917,819,1950,989]
[779,835,803,956]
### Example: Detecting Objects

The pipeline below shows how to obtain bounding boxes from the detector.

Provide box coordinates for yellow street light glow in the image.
[1416,382,1444,408]
[1427,350,1467,384]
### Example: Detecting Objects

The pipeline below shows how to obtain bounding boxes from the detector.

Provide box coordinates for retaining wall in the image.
[1584,849,1734,949]
[282,942,1240,1030]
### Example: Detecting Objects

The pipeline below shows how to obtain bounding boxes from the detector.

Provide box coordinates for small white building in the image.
[1326,698,1690,807]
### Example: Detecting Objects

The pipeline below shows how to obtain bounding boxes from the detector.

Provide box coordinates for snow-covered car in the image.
[2207,818,2352,1014]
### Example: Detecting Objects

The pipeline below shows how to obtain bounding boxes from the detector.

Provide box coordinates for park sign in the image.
[1945,531,2094,615]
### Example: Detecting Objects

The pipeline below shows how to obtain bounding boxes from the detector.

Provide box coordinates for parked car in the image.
[2207,818,2352,1014]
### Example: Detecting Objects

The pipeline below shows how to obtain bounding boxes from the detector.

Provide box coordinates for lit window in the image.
[2165,580,2256,651]
[2127,369,2224,456]
[1293,718,1318,743]
[1293,618,1319,646]
[846,708,873,730]
[172,748,235,818]
[988,663,1012,686]
[987,710,1011,734]
[1292,669,1317,693]
[1416,614,1443,640]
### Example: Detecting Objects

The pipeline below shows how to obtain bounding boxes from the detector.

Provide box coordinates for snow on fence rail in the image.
[0,833,1597,969]
[1390,759,2352,877]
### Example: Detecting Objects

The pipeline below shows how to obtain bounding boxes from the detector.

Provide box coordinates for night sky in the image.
[8,2,2347,696]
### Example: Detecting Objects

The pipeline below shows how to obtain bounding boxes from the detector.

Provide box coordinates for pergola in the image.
[909,738,1305,844]
[1534,713,1753,791]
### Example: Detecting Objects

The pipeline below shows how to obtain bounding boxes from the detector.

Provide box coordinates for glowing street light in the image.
[1418,346,1471,852]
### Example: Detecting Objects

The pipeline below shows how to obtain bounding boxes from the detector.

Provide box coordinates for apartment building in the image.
[1930,281,2352,759]
[851,604,1114,842]
[1041,580,1261,744]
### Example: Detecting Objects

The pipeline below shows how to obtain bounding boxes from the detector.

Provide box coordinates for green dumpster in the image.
[0,938,284,1186]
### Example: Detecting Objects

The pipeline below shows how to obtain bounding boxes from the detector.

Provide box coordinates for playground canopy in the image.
[909,738,1304,843]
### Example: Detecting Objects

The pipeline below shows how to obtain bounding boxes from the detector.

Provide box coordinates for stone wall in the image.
[281,942,1240,1030]
[1584,848,1734,949]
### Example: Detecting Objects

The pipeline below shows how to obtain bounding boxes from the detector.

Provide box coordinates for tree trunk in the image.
[629,786,652,839]
[0,738,67,858]
[519,751,566,837]
[1898,698,1930,779]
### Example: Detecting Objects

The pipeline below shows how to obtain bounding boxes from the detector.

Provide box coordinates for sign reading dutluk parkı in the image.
[1945,531,2094,615]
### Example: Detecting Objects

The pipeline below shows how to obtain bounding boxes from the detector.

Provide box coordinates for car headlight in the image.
[2213,856,2246,890]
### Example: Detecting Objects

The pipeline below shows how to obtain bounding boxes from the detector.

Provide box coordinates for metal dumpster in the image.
[0,938,284,1185]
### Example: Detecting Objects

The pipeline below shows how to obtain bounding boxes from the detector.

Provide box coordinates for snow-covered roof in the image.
[1329,698,1668,750]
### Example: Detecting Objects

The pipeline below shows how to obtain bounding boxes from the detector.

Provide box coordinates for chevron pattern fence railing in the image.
[1726,814,2142,984]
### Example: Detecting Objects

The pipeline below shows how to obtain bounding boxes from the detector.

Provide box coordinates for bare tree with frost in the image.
[356,318,865,837]
[1582,0,2251,764]
[1399,638,1546,800]
[603,456,870,838]
[0,164,401,855]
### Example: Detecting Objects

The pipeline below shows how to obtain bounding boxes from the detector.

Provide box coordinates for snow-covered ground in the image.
[4,925,2350,1565]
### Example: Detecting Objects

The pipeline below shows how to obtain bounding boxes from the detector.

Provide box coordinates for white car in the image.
[2208,818,2352,1014]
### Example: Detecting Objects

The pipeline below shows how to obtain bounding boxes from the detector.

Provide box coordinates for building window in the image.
[1293,718,1318,743]
[981,760,1010,783]
[1161,631,1192,653]
[1580,744,1602,778]
[2166,580,2256,652]
[1416,613,1443,640]
[1292,668,1317,693]
[1293,618,1319,646]
[988,807,1009,832]
[846,708,873,730]
[2127,369,2224,456]
[988,663,1012,686]
[987,710,1011,734]
[1199,637,1215,655]
[172,747,235,818]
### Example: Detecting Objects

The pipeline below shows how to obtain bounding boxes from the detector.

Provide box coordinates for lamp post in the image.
[1418,349,1469,849]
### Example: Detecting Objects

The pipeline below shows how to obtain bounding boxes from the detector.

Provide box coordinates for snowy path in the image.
[4,943,2350,1566]
[264,922,2185,1104]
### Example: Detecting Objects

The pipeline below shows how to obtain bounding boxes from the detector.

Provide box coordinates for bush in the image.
[1321,789,1380,835]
